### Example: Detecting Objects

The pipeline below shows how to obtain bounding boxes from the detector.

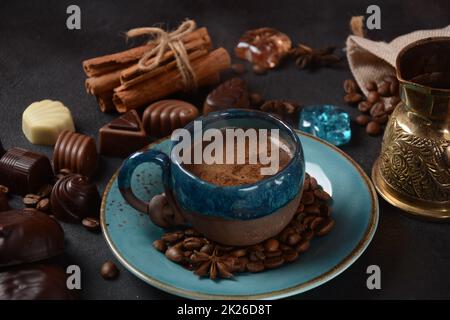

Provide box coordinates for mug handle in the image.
[118,149,185,228]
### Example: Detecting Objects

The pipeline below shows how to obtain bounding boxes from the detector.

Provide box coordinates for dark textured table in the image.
[1,0,449,299]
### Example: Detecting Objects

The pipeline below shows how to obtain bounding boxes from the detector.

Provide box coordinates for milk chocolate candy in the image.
[22,100,75,145]
[99,110,149,158]
[0,148,53,196]
[53,130,98,177]
[51,173,101,223]
[203,78,250,115]
[0,264,74,300]
[0,209,65,267]
[142,100,199,138]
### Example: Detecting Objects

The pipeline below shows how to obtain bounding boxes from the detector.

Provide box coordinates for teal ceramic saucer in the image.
[101,131,379,300]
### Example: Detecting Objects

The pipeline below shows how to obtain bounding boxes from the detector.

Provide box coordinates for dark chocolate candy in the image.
[99,110,149,158]
[53,130,98,177]
[51,173,100,223]
[203,78,250,115]
[0,209,65,267]
[0,264,75,300]
[0,148,53,196]
[142,100,199,138]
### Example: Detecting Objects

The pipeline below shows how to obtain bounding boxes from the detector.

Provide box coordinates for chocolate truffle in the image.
[0,264,75,300]
[51,174,101,223]
[142,100,199,138]
[0,209,65,267]
[203,78,250,115]
[99,110,149,158]
[53,130,98,177]
[0,148,54,196]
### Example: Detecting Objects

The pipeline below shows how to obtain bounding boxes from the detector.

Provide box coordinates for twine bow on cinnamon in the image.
[126,20,198,91]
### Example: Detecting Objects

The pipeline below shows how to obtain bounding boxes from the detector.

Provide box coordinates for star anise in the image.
[289,43,341,70]
[191,249,235,280]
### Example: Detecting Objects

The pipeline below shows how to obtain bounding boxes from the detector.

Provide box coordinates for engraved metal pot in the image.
[372,37,450,221]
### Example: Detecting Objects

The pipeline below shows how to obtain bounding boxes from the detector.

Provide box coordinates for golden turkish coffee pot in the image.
[372,37,450,220]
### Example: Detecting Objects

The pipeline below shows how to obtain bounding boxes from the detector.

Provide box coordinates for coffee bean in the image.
[200,243,215,255]
[264,238,279,252]
[183,237,203,250]
[366,121,382,136]
[343,79,359,93]
[165,246,184,262]
[283,249,299,262]
[279,244,292,252]
[100,261,119,280]
[82,217,101,232]
[314,189,331,201]
[301,191,315,204]
[247,261,265,273]
[0,185,9,194]
[310,216,325,232]
[309,177,318,190]
[287,233,302,245]
[344,92,363,104]
[36,198,50,212]
[315,218,335,236]
[367,91,380,104]
[357,101,372,113]
[23,195,40,207]
[265,250,283,258]
[153,239,167,252]
[365,81,377,91]
[231,248,247,258]
[249,93,264,107]
[303,178,310,191]
[374,114,389,124]
[264,257,284,269]
[302,229,314,241]
[234,257,249,273]
[319,203,332,217]
[249,244,265,252]
[378,82,391,97]
[231,63,247,74]
[253,65,267,75]
[184,228,201,237]
[302,215,316,227]
[370,101,386,118]
[304,204,321,215]
[356,114,371,126]
[161,231,184,243]
[390,80,399,96]
[255,250,266,260]
[295,240,310,253]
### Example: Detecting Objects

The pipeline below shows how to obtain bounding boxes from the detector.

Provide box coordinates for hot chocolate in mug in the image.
[118,109,305,246]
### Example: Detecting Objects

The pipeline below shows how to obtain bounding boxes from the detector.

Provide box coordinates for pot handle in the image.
[118,149,185,228]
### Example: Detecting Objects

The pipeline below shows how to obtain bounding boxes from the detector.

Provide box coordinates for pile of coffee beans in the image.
[152,173,335,280]
[343,77,401,136]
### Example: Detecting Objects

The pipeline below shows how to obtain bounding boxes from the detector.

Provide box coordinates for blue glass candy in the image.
[299,105,351,146]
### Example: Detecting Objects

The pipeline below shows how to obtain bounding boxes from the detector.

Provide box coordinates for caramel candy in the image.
[22,100,75,145]
[0,209,65,267]
[51,173,101,223]
[53,131,98,177]
[99,110,149,158]
[0,264,75,300]
[235,27,292,69]
[142,100,199,138]
[0,148,53,196]
[203,78,250,115]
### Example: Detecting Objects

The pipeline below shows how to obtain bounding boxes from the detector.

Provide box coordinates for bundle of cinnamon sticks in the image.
[82,27,231,113]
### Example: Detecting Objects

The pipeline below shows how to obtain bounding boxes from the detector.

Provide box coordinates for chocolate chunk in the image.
[0,148,53,196]
[99,110,149,158]
[0,209,64,267]
[51,174,100,223]
[0,264,74,300]
[53,131,98,177]
[203,78,250,115]
[142,100,199,138]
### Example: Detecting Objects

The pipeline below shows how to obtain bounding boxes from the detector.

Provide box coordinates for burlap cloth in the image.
[346,25,450,96]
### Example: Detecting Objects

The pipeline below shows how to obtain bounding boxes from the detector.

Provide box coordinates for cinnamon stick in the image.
[82,27,210,77]
[85,68,125,95]
[113,47,230,113]
[97,92,115,113]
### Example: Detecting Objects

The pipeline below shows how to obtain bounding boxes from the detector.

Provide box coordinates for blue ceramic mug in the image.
[118,109,305,246]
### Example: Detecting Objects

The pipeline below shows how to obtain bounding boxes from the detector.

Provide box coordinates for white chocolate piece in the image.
[22,100,75,145]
